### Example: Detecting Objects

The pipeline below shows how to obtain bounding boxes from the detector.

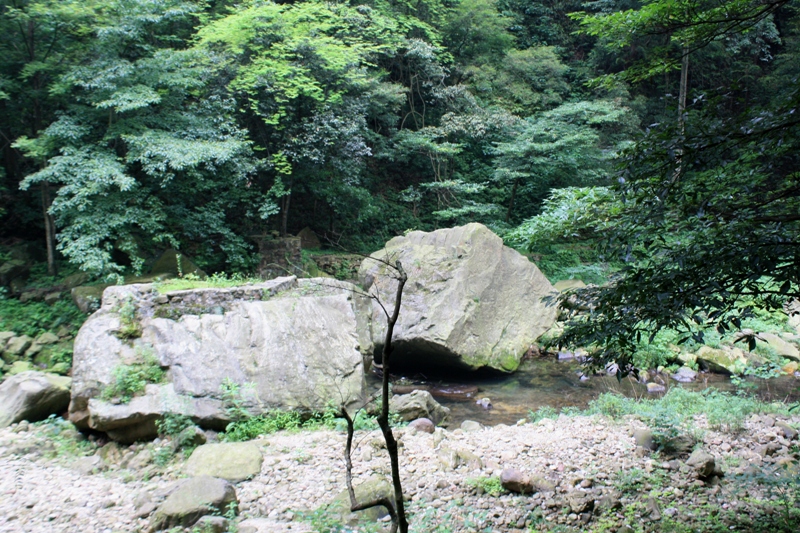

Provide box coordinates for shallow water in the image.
[368,357,800,427]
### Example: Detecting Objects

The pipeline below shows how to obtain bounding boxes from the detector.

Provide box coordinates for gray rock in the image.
[567,492,594,514]
[35,332,60,345]
[646,383,666,394]
[390,390,450,424]
[500,468,534,494]
[359,223,557,372]
[5,335,33,358]
[194,516,229,533]
[70,277,369,440]
[7,361,35,375]
[0,331,16,350]
[0,371,72,427]
[72,455,106,475]
[757,333,800,361]
[460,420,482,432]
[671,367,697,383]
[686,449,716,478]
[695,346,747,374]
[172,425,207,451]
[44,292,62,305]
[776,421,798,440]
[71,285,106,313]
[0,259,29,287]
[184,442,263,483]
[149,476,237,531]
[407,418,435,434]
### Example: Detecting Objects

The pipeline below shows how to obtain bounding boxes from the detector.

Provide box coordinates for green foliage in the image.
[155,272,263,294]
[0,292,86,338]
[588,388,796,433]
[527,405,559,424]
[156,413,195,449]
[32,414,96,459]
[506,187,619,250]
[466,475,505,496]
[114,296,141,340]
[221,409,338,442]
[101,351,165,403]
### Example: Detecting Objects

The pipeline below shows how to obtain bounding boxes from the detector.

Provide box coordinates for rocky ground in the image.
[0,412,798,533]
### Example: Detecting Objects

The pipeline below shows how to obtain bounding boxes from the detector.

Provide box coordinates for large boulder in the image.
[358,224,557,372]
[0,371,72,427]
[69,277,370,441]
[695,345,748,374]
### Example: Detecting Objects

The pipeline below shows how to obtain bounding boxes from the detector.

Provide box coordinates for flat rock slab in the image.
[0,371,72,427]
[150,476,237,531]
[184,442,264,482]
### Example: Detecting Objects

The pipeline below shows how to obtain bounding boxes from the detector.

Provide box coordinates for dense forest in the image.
[1,0,798,368]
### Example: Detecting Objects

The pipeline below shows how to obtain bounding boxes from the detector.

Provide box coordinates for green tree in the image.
[17,0,264,275]
[553,0,800,374]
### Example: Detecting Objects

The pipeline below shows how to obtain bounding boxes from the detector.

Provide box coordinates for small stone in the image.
[776,421,797,441]
[460,420,482,432]
[500,468,534,494]
[646,383,666,394]
[686,449,716,478]
[408,418,435,434]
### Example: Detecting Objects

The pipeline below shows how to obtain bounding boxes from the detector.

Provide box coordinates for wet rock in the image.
[476,397,493,410]
[184,442,263,483]
[149,476,237,531]
[390,390,450,425]
[671,367,697,383]
[646,383,666,394]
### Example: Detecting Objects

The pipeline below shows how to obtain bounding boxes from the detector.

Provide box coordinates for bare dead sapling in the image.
[339,255,409,533]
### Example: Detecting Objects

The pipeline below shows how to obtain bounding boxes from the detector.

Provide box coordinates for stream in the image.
[368,357,800,427]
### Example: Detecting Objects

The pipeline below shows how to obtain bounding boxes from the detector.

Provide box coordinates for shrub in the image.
[101,351,165,403]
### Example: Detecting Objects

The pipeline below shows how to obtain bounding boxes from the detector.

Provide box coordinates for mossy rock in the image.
[327,476,393,525]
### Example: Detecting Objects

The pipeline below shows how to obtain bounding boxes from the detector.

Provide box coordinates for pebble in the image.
[1,412,796,532]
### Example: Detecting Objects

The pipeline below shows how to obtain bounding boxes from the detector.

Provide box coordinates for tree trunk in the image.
[505,178,519,223]
[280,191,291,237]
[41,181,57,276]
[678,44,689,133]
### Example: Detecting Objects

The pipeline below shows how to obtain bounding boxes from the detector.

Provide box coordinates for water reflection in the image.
[368,357,800,427]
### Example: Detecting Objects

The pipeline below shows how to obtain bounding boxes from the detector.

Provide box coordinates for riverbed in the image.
[369,357,800,426]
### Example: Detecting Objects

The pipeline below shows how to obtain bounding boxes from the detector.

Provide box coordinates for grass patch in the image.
[466,475,505,496]
[221,408,338,442]
[101,351,166,403]
[588,388,796,432]
[154,272,263,294]
[32,415,96,459]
